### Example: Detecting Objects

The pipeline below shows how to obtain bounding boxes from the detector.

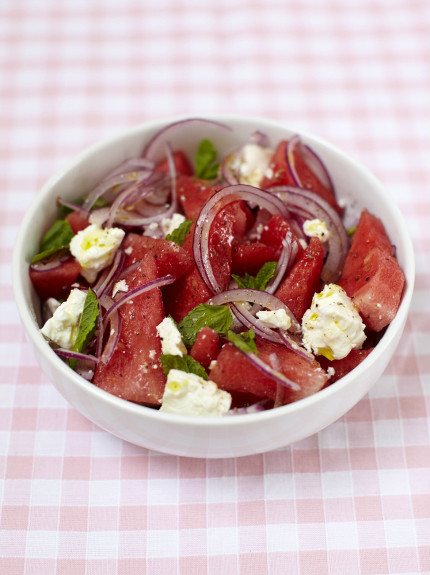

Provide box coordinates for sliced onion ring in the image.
[55,348,98,364]
[194,184,291,293]
[270,185,349,283]
[99,294,121,364]
[142,118,232,163]
[286,135,335,193]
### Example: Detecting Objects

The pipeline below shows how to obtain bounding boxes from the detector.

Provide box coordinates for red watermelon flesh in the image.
[163,266,213,323]
[260,140,293,189]
[319,348,374,385]
[260,214,303,256]
[189,326,222,369]
[66,211,90,233]
[122,233,193,280]
[232,241,279,276]
[339,209,393,295]
[339,210,405,332]
[275,237,324,321]
[343,248,405,332]
[209,339,327,404]
[93,253,166,405]
[155,150,194,176]
[30,257,82,301]
[177,176,218,220]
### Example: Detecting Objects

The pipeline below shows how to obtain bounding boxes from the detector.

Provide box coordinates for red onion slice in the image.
[194,185,291,293]
[93,249,125,298]
[55,348,98,364]
[98,294,121,364]
[57,198,90,215]
[265,232,298,294]
[108,157,155,178]
[83,169,153,211]
[286,135,335,193]
[30,254,70,272]
[142,118,232,163]
[271,185,349,283]
[208,288,300,332]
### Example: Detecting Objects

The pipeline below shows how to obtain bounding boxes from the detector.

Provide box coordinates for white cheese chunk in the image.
[69,223,125,283]
[40,288,87,350]
[230,144,273,187]
[256,309,292,331]
[160,369,232,417]
[303,219,331,242]
[112,279,128,297]
[156,317,187,357]
[302,284,366,360]
[161,213,186,237]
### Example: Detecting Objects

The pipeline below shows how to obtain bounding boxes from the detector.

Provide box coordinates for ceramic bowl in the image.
[12,115,415,458]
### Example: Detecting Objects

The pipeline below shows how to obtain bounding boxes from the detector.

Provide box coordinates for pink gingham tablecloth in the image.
[1,1,429,574]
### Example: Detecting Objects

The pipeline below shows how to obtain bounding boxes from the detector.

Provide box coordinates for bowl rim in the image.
[12,114,416,428]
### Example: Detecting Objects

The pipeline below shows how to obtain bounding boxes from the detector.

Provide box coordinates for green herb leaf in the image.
[160,354,208,380]
[179,303,233,346]
[195,139,219,180]
[32,220,75,263]
[227,329,258,354]
[347,225,356,237]
[73,289,99,354]
[165,219,193,246]
[232,261,278,291]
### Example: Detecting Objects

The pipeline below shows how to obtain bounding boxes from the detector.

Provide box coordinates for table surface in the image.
[1,1,429,574]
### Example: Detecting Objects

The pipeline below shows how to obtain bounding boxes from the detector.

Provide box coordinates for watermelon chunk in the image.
[260,140,293,189]
[93,253,166,405]
[155,150,194,176]
[177,176,218,220]
[122,233,193,279]
[209,339,327,404]
[30,257,82,300]
[66,211,90,234]
[319,348,374,384]
[260,214,303,256]
[189,326,221,369]
[275,237,324,321]
[339,210,405,332]
[232,241,279,276]
[163,267,213,323]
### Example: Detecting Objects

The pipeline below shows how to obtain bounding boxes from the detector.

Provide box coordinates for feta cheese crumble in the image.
[303,219,331,242]
[40,288,87,349]
[302,284,366,360]
[156,317,187,357]
[160,369,232,417]
[256,309,292,331]
[230,144,273,187]
[161,213,186,237]
[69,224,125,283]
[112,279,128,297]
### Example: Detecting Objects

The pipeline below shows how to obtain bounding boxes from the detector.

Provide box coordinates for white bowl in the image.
[12,115,415,458]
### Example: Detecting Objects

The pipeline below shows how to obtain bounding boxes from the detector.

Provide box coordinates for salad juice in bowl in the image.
[12,116,414,458]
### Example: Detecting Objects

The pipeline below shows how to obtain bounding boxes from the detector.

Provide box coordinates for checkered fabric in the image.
[1,0,429,573]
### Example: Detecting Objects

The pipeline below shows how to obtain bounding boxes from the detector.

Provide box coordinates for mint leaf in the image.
[232,261,278,291]
[32,220,75,263]
[195,139,219,180]
[179,303,233,346]
[73,289,99,353]
[165,219,193,246]
[160,354,208,380]
[227,329,258,353]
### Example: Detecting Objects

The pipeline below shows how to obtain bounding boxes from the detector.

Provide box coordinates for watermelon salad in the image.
[30,118,406,417]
